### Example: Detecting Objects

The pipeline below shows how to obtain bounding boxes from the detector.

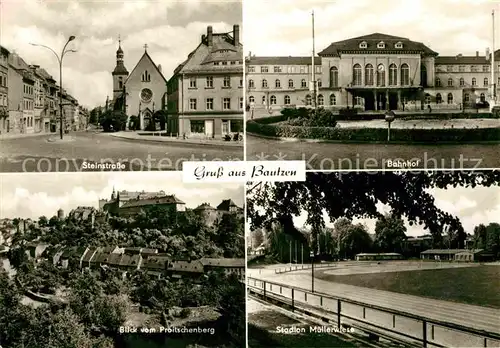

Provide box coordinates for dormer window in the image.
[395,42,403,49]
[359,41,367,49]
[377,41,385,49]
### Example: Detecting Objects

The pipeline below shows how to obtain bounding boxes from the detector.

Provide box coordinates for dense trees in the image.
[473,222,500,257]
[99,109,127,132]
[374,214,407,253]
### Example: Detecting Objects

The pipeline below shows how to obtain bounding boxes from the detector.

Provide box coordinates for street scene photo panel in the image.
[246,171,500,347]
[0,0,243,172]
[0,172,245,347]
[244,0,500,170]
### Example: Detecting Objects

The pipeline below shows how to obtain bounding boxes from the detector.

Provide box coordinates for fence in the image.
[247,277,500,348]
[274,262,338,274]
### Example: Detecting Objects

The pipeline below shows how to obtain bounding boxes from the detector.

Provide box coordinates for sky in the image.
[0,172,244,219]
[290,186,500,237]
[0,0,242,109]
[244,0,500,57]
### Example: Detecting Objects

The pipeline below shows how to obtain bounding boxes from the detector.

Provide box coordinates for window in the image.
[447,65,453,72]
[248,79,254,88]
[472,77,477,86]
[317,79,322,88]
[118,77,123,89]
[377,41,385,48]
[436,93,442,104]
[239,97,243,109]
[142,70,151,82]
[249,96,255,103]
[389,64,397,86]
[239,78,243,88]
[189,78,197,88]
[400,64,409,86]
[330,67,339,87]
[191,120,204,133]
[260,66,268,73]
[448,78,453,87]
[353,64,362,86]
[247,66,255,73]
[305,94,312,105]
[436,78,441,87]
[223,97,231,110]
[262,95,266,105]
[484,77,489,87]
[140,88,153,103]
[318,94,324,106]
[459,65,465,72]
[498,76,500,86]
[316,66,321,73]
[447,93,454,104]
[275,79,281,88]
[223,76,231,88]
[270,95,277,105]
[189,98,197,110]
[206,76,213,88]
[459,78,465,87]
[483,65,490,72]
[300,66,305,73]
[274,66,282,73]
[330,94,337,105]
[425,93,431,104]
[364,64,373,86]
[377,64,385,86]
[480,93,486,102]
[262,79,268,88]
[288,79,294,88]
[471,65,478,72]
[284,95,291,105]
[354,96,363,106]
[221,61,228,65]
[359,41,367,48]
[206,98,214,110]
[395,42,403,49]
[301,79,307,88]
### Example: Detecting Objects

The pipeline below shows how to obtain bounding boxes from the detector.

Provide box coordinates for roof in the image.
[117,190,166,201]
[119,254,141,267]
[421,249,472,255]
[0,45,10,56]
[169,260,204,273]
[142,255,170,271]
[455,249,485,255]
[200,258,245,268]
[247,56,321,66]
[217,199,239,211]
[89,252,109,264]
[194,203,216,211]
[318,33,438,57]
[120,195,185,209]
[356,253,402,256]
[61,246,87,259]
[125,50,167,84]
[172,29,243,76]
[435,55,490,65]
[81,247,98,263]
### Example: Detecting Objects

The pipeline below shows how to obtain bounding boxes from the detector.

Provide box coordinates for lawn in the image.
[315,266,500,309]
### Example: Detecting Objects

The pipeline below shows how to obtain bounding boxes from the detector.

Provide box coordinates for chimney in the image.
[476,51,479,57]
[158,64,162,73]
[202,34,206,43]
[486,47,490,60]
[207,26,213,46]
[233,24,240,46]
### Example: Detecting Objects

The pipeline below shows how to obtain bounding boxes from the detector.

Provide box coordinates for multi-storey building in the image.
[0,46,9,133]
[35,68,59,133]
[246,33,500,112]
[8,53,35,134]
[167,25,243,138]
[30,65,47,133]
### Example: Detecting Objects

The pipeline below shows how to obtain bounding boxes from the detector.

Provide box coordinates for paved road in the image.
[0,132,242,172]
[247,135,500,170]
[248,267,500,347]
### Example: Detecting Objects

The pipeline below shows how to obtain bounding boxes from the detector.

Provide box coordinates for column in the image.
[373,91,377,111]
[385,89,389,110]
[397,90,402,110]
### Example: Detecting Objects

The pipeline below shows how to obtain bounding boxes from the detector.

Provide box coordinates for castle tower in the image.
[112,35,129,99]
[57,209,64,219]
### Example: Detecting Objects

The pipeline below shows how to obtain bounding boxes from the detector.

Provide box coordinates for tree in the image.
[89,107,99,125]
[99,109,127,132]
[485,222,500,257]
[252,229,264,248]
[215,213,245,258]
[128,115,139,131]
[247,171,500,253]
[332,218,372,259]
[374,213,407,253]
[38,216,48,227]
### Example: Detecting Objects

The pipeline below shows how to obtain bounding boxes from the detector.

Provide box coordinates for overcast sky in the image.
[0,0,242,109]
[290,186,500,237]
[0,172,244,219]
[244,0,500,57]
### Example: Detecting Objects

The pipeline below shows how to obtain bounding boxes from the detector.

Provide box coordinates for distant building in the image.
[167,259,204,279]
[200,257,245,280]
[217,199,243,214]
[355,253,403,261]
[57,208,64,219]
[8,52,35,134]
[167,25,243,138]
[0,45,9,133]
[420,248,494,261]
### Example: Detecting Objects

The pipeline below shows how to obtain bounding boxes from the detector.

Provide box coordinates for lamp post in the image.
[385,110,395,142]
[31,35,76,139]
[310,250,315,292]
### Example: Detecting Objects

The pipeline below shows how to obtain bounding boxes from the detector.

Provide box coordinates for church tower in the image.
[112,36,128,99]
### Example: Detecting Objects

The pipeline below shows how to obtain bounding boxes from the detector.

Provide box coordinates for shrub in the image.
[281,107,337,127]
[180,307,191,318]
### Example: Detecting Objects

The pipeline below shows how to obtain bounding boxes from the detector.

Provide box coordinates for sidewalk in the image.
[108,131,243,147]
[0,131,51,140]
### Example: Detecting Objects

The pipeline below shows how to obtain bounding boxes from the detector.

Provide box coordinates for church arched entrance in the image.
[142,109,152,130]
[153,110,167,131]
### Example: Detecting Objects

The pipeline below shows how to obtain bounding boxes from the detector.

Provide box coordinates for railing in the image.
[274,262,338,274]
[247,277,500,348]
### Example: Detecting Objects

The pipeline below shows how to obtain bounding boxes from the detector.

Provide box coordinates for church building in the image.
[109,39,168,131]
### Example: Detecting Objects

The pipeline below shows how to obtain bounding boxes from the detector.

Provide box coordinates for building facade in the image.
[167,25,244,138]
[246,33,500,112]
[109,41,168,131]
[0,46,9,133]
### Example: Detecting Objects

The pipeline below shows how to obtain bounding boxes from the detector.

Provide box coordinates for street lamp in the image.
[310,250,315,292]
[384,110,395,142]
[31,35,76,140]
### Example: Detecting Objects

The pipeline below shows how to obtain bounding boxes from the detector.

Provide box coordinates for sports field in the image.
[315,264,500,309]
